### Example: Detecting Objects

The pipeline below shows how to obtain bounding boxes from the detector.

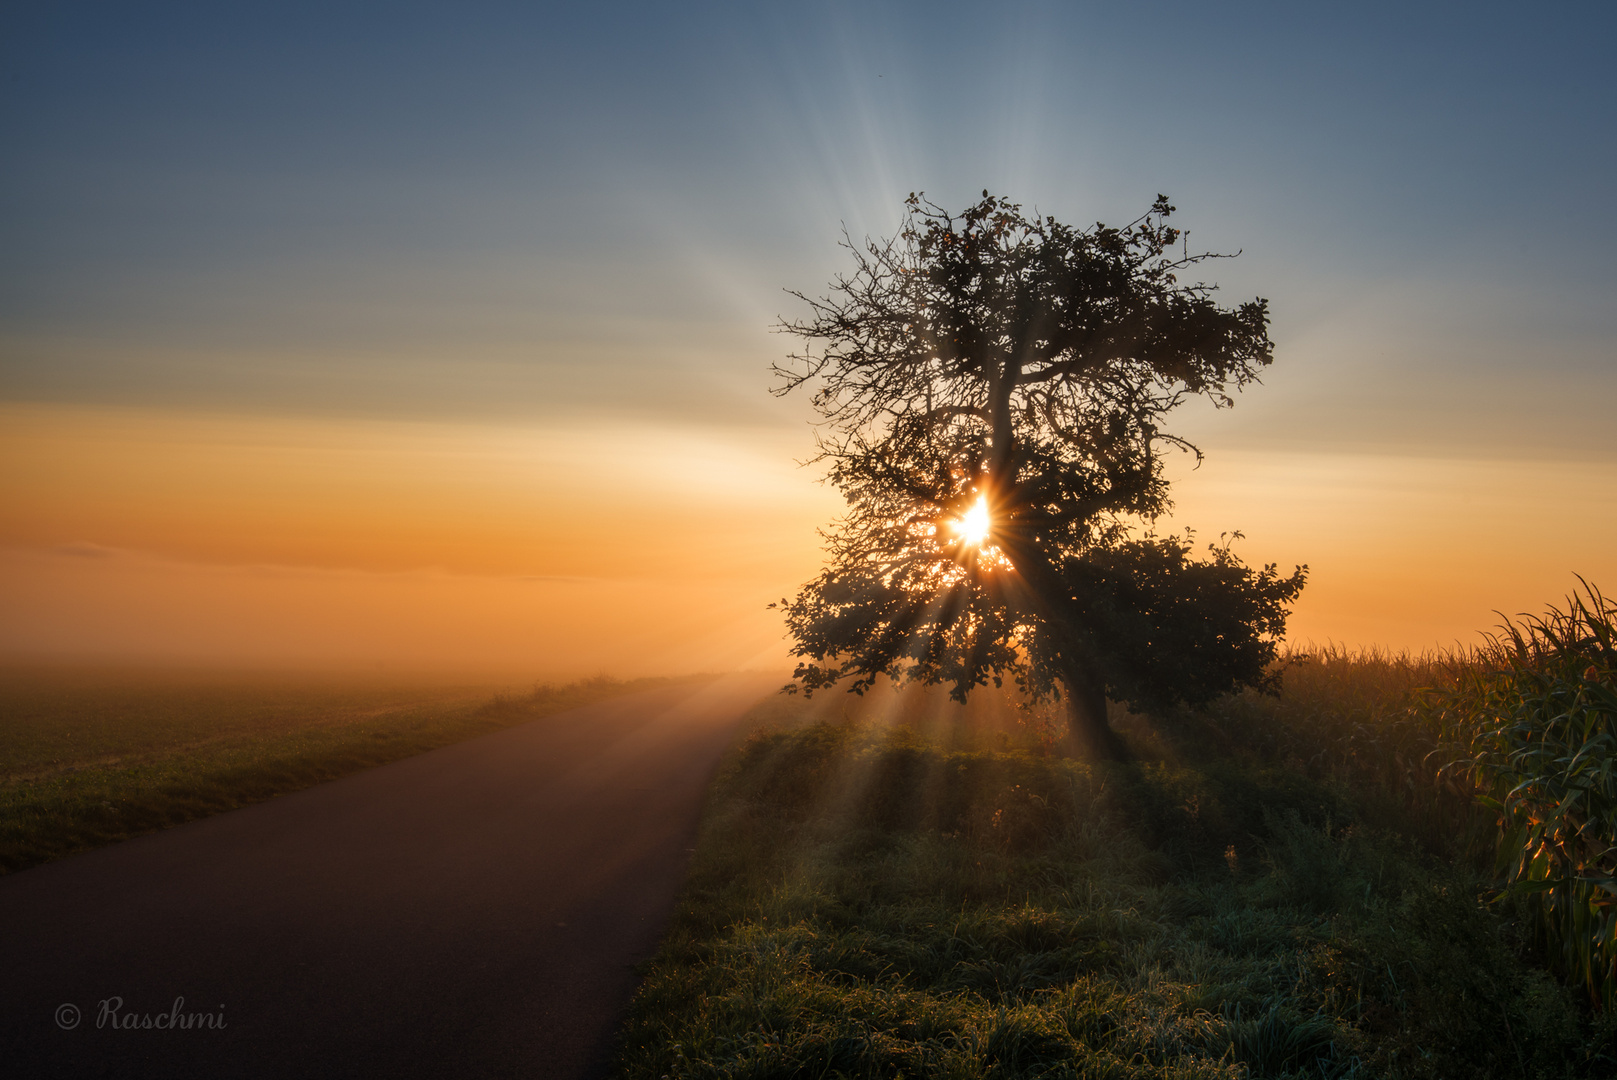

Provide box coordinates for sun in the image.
[954,496,991,547]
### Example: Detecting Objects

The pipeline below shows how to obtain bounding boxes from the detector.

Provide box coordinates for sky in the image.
[2,1,1614,676]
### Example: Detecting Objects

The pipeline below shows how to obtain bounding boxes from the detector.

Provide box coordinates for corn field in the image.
[1424,580,1617,1009]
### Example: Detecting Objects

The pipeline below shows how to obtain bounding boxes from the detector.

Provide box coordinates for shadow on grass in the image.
[614,686,1616,1079]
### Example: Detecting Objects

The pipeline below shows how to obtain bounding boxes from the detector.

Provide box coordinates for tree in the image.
[772,192,1307,760]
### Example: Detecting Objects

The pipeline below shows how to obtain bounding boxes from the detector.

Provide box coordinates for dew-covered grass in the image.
[614,657,1616,1079]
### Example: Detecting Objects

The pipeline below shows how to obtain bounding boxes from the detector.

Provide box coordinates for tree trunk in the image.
[1057,661,1127,761]
[991,530,1126,761]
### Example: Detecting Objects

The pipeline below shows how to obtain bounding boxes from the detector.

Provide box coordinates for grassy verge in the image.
[0,668,696,874]
[613,662,1616,1079]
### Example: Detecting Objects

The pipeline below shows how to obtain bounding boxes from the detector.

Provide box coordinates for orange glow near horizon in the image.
[2,401,1614,674]
[0,402,838,677]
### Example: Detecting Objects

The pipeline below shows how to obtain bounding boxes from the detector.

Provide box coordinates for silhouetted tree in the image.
[773,192,1306,759]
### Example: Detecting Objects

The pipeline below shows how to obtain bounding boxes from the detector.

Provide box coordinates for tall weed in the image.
[1424,582,1617,1008]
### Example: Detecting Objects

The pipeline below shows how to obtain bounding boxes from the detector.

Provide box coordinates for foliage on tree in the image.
[773,192,1307,759]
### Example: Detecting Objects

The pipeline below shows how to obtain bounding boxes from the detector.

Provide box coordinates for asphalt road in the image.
[0,674,775,1079]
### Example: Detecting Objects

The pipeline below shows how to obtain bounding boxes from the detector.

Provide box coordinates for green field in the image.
[613,652,1617,1079]
[0,666,688,874]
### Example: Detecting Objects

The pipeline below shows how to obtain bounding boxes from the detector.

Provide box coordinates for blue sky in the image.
[4,0,1612,448]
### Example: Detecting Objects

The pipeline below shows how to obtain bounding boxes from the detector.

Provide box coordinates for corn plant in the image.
[1425,579,1617,1008]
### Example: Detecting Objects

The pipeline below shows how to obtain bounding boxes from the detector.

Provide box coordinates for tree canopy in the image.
[773,192,1307,759]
